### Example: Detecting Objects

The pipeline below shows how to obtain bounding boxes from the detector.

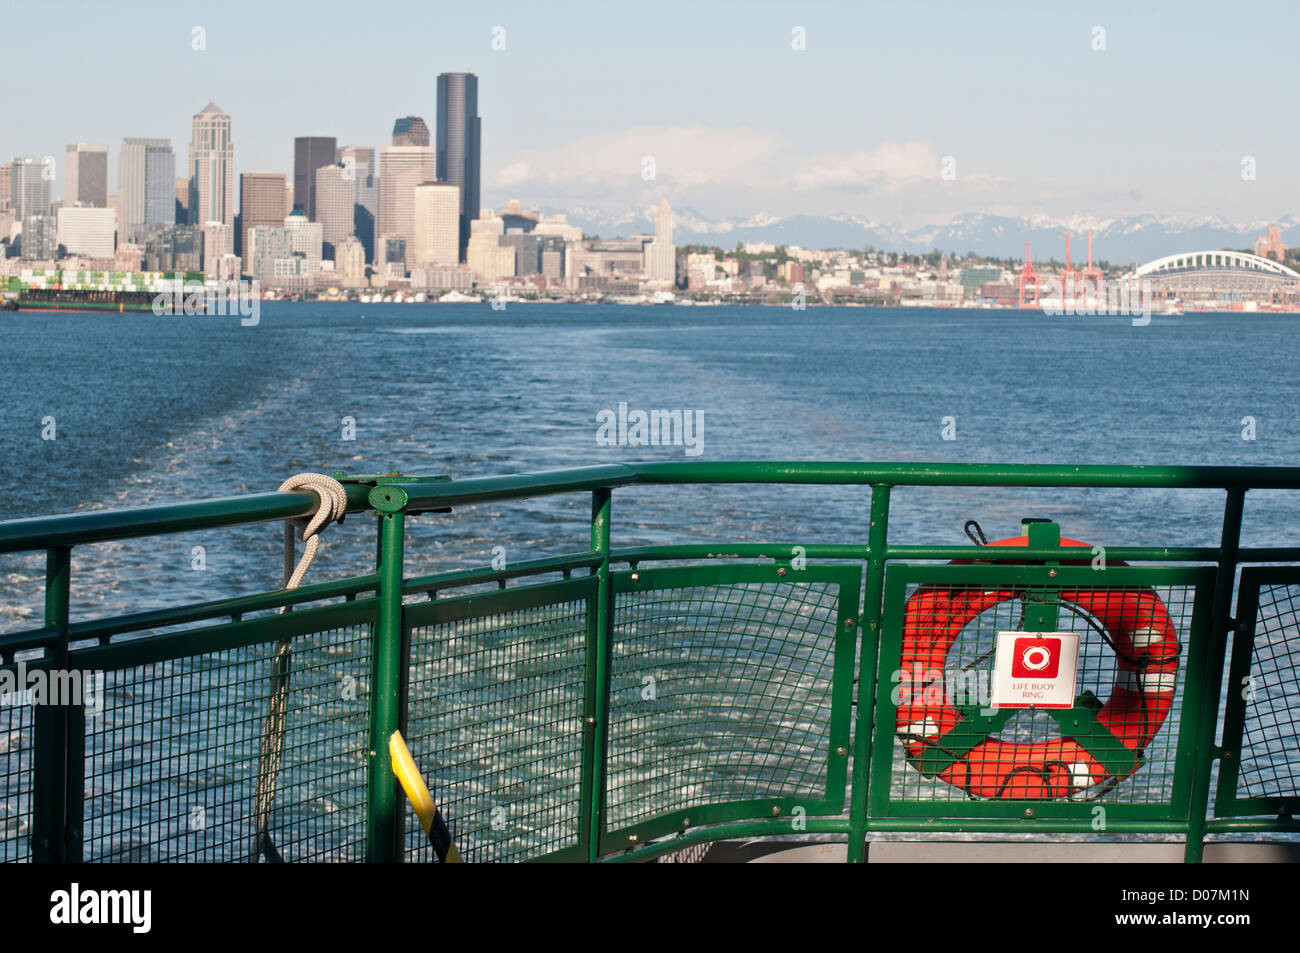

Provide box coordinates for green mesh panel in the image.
[1234,583,1300,802]
[404,591,589,863]
[0,699,33,862]
[82,622,371,861]
[605,577,845,830]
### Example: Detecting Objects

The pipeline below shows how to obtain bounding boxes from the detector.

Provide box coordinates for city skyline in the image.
[5,0,1300,232]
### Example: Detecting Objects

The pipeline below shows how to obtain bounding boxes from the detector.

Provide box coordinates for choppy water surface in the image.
[2,302,1297,623]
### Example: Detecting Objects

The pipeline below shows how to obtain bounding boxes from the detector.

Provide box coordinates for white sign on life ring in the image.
[991,631,1080,709]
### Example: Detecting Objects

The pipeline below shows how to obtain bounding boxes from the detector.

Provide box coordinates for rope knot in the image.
[278,473,348,591]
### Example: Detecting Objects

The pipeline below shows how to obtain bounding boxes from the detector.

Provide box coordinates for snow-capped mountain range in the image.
[545,207,1299,264]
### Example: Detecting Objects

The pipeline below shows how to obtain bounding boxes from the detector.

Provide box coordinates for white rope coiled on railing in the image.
[252,472,348,863]
[278,472,349,595]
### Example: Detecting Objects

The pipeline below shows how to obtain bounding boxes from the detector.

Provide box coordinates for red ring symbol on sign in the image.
[1021,645,1052,671]
[895,535,1181,799]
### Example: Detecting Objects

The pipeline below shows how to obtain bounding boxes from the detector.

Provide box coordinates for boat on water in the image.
[8,288,162,313]
[0,461,1296,864]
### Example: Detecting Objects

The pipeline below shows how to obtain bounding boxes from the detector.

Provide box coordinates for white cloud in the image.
[791,141,940,192]
[485,127,1010,219]
[488,126,783,192]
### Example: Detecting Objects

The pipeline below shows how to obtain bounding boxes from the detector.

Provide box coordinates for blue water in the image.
[1,302,1298,626]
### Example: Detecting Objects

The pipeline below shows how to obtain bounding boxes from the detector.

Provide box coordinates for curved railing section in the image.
[1,463,1299,863]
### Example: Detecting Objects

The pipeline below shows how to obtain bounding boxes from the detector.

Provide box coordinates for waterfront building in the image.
[498,198,537,234]
[115,242,144,272]
[64,144,109,208]
[533,213,582,242]
[20,214,57,260]
[314,163,354,253]
[686,252,718,289]
[118,138,175,241]
[239,172,288,271]
[413,182,461,267]
[294,136,337,222]
[56,207,116,258]
[10,157,52,221]
[644,198,675,284]
[502,232,540,276]
[144,224,202,272]
[339,145,378,263]
[410,265,473,291]
[378,146,436,271]
[285,209,323,272]
[335,235,367,286]
[1255,225,1287,263]
[466,215,516,283]
[391,116,430,147]
[580,236,655,284]
[436,72,481,260]
[200,221,231,276]
[246,225,292,283]
[187,102,235,227]
[378,233,407,279]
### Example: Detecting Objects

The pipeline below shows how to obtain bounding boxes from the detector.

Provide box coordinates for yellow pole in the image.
[389,730,463,863]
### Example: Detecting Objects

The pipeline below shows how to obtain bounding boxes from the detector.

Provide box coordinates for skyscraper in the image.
[188,102,235,227]
[436,72,481,261]
[119,138,175,240]
[10,157,52,221]
[314,163,354,253]
[339,145,378,263]
[646,198,675,283]
[239,172,288,274]
[378,145,436,272]
[293,136,337,221]
[64,144,108,208]
[391,116,430,147]
[412,182,460,267]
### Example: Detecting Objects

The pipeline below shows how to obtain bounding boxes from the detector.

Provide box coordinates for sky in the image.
[6,0,1297,230]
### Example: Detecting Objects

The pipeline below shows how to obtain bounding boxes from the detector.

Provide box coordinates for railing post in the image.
[583,488,612,862]
[367,486,408,862]
[31,546,71,863]
[849,484,890,863]
[1184,487,1245,863]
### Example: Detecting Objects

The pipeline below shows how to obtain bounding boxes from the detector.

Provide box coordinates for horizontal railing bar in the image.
[66,572,381,642]
[0,484,374,554]
[623,461,1300,489]
[391,464,638,509]
[1204,818,1300,833]
[863,818,1190,833]
[884,545,1226,562]
[6,462,1300,554]
[612,544,869,562]
[609,544,1260,564]
[402,551,603,595]
[69,598,378,669]
[0,626,58,660]
[1236,547,1300,563]
[379,462,1300,512]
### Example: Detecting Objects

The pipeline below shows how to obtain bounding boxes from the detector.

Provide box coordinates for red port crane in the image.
[1018,241,1040,308]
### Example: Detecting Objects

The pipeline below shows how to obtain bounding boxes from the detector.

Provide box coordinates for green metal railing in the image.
[2,463,1299,863]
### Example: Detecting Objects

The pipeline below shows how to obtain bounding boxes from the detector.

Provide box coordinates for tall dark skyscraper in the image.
[436,72,481,261]
[294,136,337,221]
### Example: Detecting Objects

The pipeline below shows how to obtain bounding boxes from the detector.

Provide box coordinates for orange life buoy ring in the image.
[895,535,1181,799]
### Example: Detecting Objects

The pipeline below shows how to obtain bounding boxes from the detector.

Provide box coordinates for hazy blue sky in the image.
[7,0,1295,228]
